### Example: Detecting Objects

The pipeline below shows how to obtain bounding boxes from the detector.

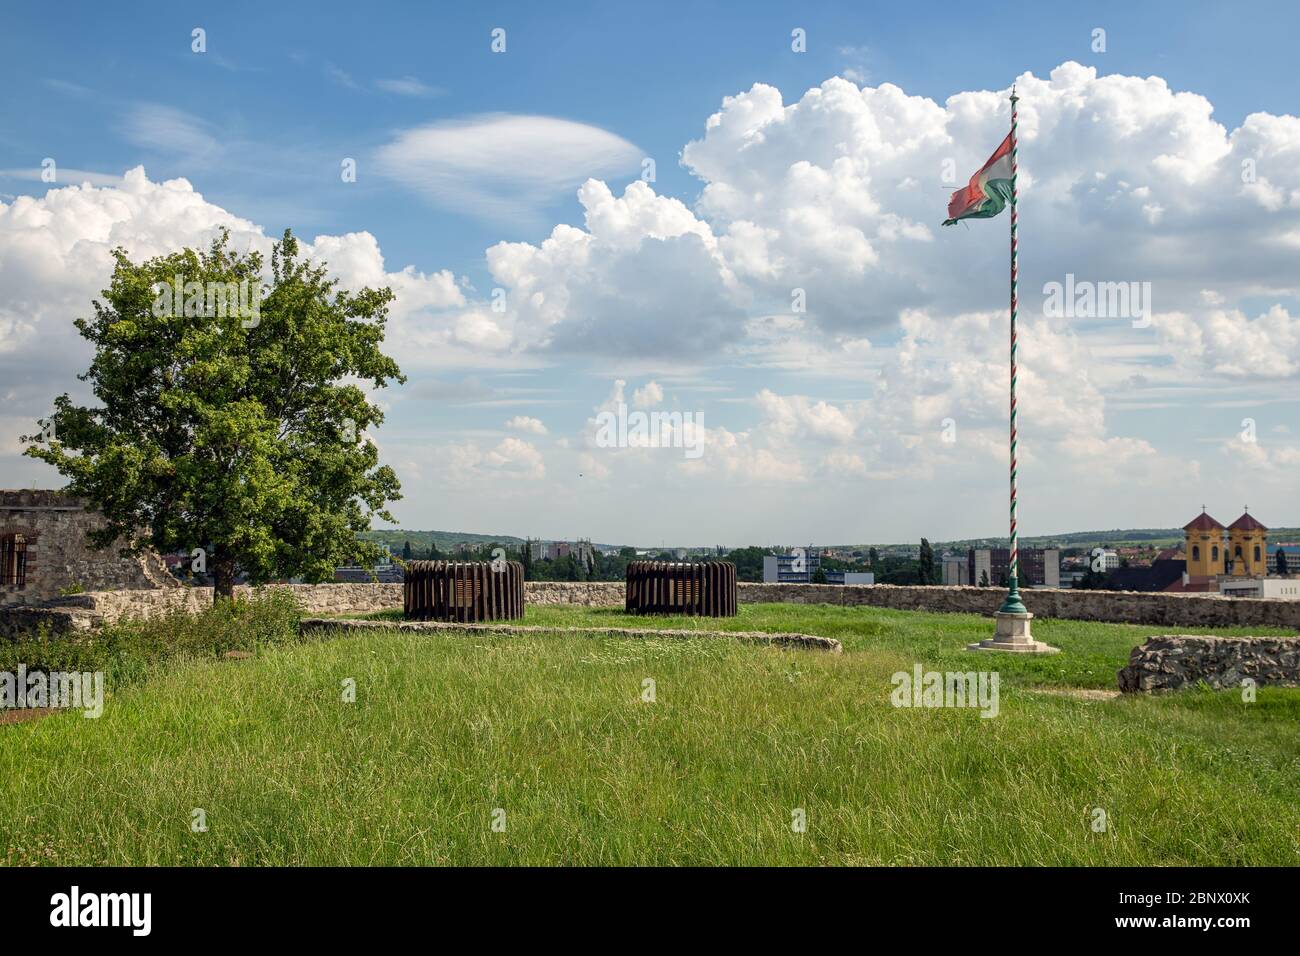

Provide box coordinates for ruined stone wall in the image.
[6,579,1300,640]
[734,583,1300,629]
[1118,635,1300,692]
[526,581,624,606]
[49,582,403,622]
[13,580,620,625]
[0,490,176,606]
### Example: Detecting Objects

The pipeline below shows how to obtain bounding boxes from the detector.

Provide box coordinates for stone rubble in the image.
[1118,635,1300,693]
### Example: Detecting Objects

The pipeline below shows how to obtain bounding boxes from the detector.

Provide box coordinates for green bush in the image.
[0,589,303,690]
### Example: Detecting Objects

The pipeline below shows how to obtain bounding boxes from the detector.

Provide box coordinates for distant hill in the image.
[361,529,631,555]
[937,528,1189,551]
[363,526,1300,556]
[889,527,1300,552]
[360,530,526,554]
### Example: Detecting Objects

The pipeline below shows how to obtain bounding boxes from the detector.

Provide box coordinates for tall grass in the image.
[0,589,302,691]
[1,600,1296,865]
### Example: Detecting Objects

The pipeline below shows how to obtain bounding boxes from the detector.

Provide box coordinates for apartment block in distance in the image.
[966,548,1061,588]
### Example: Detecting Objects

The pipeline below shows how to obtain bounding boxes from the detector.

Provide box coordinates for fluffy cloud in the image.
[468,61,1299,381]
[1155,304,1300,378]
[374,114,642,223]
[456,61,1292,525]
[446,436,546,483]
[753,390,857,443]
[0,167,465,423]
[505,415,548,435]
[631,381,663,407]
[676,63,1300,336]
[486,179,746,356]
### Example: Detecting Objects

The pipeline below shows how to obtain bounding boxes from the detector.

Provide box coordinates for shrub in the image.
[0,588,303,690]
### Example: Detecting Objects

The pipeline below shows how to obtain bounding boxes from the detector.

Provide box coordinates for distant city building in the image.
[763,548,820,583]
[967,548,1060,588]
[334,564,403,583]
[1177,508,1288,593]
[1273,545,1300,575]
[529,538,595,564]
[823,570,875,585]
[1226,512,1269,577]
[1114,546,1152,567]
[1104,559,1186,592]
[1219,577,1300,599]
[942,556,969,586]
[762,549,873,585]
[1095,549,1120,571]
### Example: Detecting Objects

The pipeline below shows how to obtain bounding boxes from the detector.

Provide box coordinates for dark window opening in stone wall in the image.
[1,534,27,587]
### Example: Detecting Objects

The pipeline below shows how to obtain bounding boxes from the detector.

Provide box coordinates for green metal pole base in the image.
[969,576,1059,653]
[997,575,1029,615]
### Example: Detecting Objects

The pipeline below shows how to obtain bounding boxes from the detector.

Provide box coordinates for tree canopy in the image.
[25,229,404,600]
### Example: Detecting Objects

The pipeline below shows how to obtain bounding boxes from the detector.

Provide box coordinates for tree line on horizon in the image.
[391,538,946,585]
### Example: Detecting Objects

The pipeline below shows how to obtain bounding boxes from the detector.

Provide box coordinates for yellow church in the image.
[1181,508,1274,593]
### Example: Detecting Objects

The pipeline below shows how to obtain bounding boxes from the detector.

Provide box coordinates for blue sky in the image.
[6,1,1297,275]
[2,2,1299,544]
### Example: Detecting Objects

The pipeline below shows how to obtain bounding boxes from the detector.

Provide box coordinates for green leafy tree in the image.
[1076,567,1110,590]
[402,540,413,562]
[918,538,935,585]
[552,554,581,581]
[725,546,774,583]
[1277,547,1288,575]
[868,547,879,566]
[811,566,827,584]
[24,230,404,602]
[978,569,989,587]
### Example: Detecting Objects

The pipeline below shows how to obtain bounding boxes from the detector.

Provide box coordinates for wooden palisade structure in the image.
[404,560,525,622]
[625,560,737,617]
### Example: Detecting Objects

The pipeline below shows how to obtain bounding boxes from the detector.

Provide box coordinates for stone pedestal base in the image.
[967,611,1060,654]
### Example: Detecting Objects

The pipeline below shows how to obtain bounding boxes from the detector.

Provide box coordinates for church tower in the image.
[1183,510,1225,577]
[1227,511,1268,577]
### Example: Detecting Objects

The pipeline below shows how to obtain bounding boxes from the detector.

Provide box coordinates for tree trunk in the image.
[213,554,237,603]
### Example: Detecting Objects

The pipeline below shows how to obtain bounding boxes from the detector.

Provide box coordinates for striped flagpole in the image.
[1000,84,1028,616]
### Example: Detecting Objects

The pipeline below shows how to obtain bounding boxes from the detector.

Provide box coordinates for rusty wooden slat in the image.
[624,560,736,617]
[404,560,525,622]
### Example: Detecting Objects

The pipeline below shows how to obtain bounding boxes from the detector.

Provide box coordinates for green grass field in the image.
[2,599,1297,865]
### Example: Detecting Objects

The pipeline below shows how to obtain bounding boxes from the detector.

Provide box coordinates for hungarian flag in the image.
[943,132,1013,225]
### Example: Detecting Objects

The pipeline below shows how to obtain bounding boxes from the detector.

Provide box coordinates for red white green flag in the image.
[943,132,1014,225]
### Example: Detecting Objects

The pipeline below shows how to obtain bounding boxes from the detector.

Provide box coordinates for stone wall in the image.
[0,604,97,640]
[50,582,404,622]
[527,581,624,606]
[1118,635,1300,693]
[5,579,1300,641]
[734,582,1300,630]
[1,490,175,606]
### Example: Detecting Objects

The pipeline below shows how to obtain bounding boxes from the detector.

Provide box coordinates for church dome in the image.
[1228,512,1267,532]
[1183,511,1224,532]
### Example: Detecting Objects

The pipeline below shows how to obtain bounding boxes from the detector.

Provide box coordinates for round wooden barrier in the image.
[625,560,737,617]
[404,560,525,622]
